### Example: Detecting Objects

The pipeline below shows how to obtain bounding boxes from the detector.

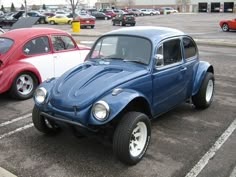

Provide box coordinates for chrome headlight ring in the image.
[92,100,110,121]
[34,87,47,104]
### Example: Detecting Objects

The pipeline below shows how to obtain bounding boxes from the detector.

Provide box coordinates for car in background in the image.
[129,9,141,16]
[112,13,136,26]
[91,11,111,20]
[27,11,47,24]
[0,11,25,28]
[32,26,214,165]
[99,9,116,18]
[46,14,73,25]
[0,28,90,99]
[161,7,178,14]
[43,12,55,18]
[76,12,96,28]
[219,18,236,32]
[140,9,157,16]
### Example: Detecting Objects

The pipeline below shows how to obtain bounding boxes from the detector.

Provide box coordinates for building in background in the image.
[95,0,235,13]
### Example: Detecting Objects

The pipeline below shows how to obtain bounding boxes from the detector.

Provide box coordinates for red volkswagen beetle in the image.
[219,18,236,32]
[0,28,90,99]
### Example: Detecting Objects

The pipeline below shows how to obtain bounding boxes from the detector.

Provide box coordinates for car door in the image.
[152,38,188,115]
[21,36,54,81]
[51,35,86,77]
[182,36,199,97]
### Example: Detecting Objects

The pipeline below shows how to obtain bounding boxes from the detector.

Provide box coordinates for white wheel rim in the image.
[223,24,228,31]
[16,74,34,95]
[206,79,214,102]
[129,122,147,157]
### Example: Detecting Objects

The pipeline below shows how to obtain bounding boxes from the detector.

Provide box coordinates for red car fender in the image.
[0,61,42,94]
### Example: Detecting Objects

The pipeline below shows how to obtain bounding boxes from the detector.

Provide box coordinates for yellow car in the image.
[47,15,73,25]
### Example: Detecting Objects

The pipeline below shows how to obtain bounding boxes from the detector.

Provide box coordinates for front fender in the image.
[88,89,151,125]
[192,61,214,96]
[0,61,42,94]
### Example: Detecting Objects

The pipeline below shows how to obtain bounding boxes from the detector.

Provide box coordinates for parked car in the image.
[91,11,111,20]
[27,11,47,24]
[0,28,90,99]
[219,18,236,32]
[99,9,116,18]
[112,13,136,26]
[140,9,155,16]
[162,7,178,14]
[43,12,55,18]
[76,13,96,28]
[0,11,25,28]
[32,26,214,165]
[0,28,4,34]
[129,9,141,16]
[46,14,73,25]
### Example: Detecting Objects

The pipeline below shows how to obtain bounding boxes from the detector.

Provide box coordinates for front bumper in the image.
[40,112,98,132]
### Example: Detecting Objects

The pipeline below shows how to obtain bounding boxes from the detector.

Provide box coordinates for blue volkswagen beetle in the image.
[32,26,214,165]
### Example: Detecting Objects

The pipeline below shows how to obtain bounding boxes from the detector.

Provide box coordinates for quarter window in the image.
[23,36,50,55]
[52,36,76,51]
[183,37,197,59]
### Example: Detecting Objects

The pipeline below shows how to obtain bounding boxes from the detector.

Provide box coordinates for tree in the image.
[20,4,25,10]
[42,4,46,10]
[10,2,16,12]
[1,5,5,13]
[67,0,80,20]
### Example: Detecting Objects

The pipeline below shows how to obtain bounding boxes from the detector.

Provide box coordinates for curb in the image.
[0,167,17,177]
[194,39,236,47]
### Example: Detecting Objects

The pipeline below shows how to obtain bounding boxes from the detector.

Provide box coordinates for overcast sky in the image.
[0,0,95,7]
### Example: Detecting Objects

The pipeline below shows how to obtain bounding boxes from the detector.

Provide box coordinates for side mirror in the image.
[154,54,164,67]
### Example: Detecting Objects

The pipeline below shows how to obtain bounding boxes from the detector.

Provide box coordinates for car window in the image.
[90,36,152,65]
[0,38,14,54]
[23,36,50,55]
[52,35,76,51]
[156,39,182,66]
[183,37,197,59]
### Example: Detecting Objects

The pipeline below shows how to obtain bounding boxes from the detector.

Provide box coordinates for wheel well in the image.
[207,66,214,74]
[115,97,152,121]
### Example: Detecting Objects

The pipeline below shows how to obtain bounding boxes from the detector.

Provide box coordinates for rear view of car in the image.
[112,13,136,26]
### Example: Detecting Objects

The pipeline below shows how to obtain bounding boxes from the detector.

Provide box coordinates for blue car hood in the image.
[49,61,148,109]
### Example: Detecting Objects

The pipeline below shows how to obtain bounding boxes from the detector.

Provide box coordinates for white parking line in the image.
[0,123,33,140]
[0,113,31,127]
[185,118,236,177]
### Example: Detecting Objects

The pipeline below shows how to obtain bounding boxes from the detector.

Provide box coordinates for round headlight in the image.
[92,101,110,121]
[34,87,47,104]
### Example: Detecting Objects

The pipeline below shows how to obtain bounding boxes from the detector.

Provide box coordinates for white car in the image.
[140,9,156,16]
[162,7,178,14]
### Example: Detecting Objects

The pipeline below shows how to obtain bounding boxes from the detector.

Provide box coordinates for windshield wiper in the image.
[123,59,145,64]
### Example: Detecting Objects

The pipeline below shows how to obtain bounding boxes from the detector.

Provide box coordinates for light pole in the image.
[24,0,27,14]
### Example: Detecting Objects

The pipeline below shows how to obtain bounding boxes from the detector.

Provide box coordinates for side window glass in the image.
[52,36,76,51]
[162,39,182,66]
[23,36,50,55]
[183,37,197,59]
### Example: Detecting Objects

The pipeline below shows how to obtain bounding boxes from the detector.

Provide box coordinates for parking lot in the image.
[0,13,236,177]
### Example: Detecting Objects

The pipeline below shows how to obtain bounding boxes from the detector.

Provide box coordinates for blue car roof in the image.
[104,26,186,45]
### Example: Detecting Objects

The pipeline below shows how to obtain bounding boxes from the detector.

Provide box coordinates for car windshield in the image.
[0,38,14,54]
[90,36,152,65]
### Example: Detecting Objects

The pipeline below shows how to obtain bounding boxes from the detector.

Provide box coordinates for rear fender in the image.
[192,61,214,96]
[0,61,42,94]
